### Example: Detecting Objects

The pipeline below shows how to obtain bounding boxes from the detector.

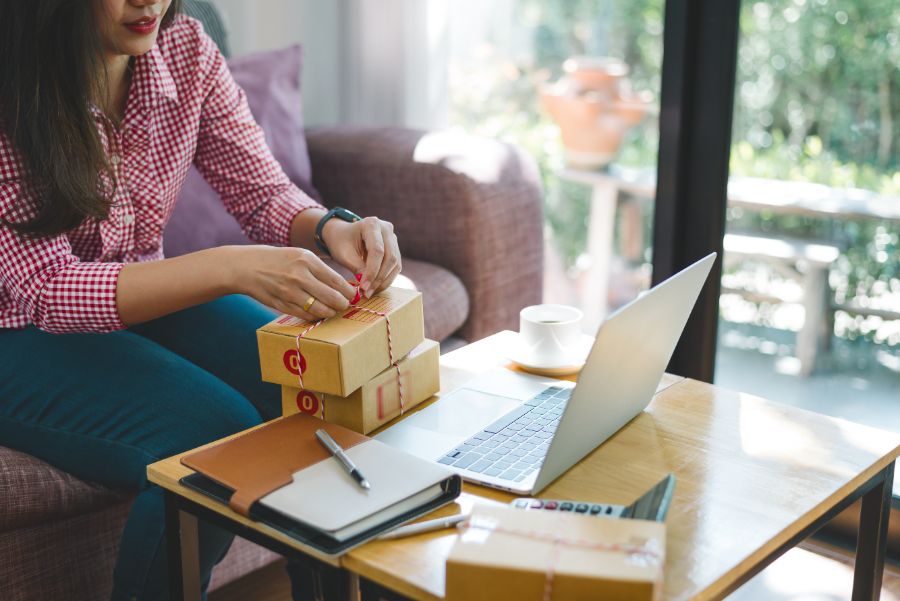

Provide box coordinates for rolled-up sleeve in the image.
[192,29,323,246]
[0,181,126,334]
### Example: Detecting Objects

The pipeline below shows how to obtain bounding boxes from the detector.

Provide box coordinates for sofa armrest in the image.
[306,127,544,342]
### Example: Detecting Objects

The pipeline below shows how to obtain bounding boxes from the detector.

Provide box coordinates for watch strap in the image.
[314,207,361,256]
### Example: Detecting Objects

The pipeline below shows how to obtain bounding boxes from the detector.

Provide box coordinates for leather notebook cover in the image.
[182,413,369,517]
[180,413,461,554]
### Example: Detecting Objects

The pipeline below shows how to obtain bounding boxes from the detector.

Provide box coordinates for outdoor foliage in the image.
[734,0,898,179]
[448,0,899,344]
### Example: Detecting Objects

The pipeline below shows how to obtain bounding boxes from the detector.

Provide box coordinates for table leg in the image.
[291,556,356,601]
[165,492,201,601]
[359,577,411,601]
[315,561,355,601]
[852,463,894,601]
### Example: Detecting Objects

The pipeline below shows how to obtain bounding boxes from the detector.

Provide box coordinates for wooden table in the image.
[149,331,900,601]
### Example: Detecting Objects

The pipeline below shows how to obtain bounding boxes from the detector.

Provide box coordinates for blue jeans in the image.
[0,296,299,600]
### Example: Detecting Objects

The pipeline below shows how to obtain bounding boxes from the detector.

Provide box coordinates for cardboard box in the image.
[258,287,424,396]
[281,339,440,434]
[446,505,665,601]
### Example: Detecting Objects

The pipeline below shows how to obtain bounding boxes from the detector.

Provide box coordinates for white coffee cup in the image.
[518,304,584,365]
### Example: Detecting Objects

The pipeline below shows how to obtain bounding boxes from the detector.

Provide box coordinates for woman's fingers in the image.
[323,217,401,297]
[372,263,397,294]
[381,261,402,292]
[273,251,353,318]
[362,219,385,294]
[272,298,319,323]
[371,223,400,293]
[292,274,355,318]
[309,259,358,302]
[289,287,337,319]
[279,276,345,319]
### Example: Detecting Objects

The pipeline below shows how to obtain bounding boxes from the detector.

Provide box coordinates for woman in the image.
[0,0,400,599]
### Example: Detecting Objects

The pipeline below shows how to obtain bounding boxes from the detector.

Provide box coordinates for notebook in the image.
[180,413,461,555]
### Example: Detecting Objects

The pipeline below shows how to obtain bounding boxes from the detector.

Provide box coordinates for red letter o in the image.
[296,390,320,415]
[282,349,307,375]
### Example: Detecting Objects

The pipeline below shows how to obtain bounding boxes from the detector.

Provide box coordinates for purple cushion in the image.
[163,45,318,257]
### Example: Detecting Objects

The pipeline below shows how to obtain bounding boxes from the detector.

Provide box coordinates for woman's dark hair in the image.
[0,0,181,238]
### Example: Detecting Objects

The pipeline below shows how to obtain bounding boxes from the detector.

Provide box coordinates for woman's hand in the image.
[231,246,358,321]
[321,216,402,298]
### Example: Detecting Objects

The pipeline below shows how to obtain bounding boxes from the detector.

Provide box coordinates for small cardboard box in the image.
[446,505,665,601]
[257,287,424,396]
[281,339,440,434]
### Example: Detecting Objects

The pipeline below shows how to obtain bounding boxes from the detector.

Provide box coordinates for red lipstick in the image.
[124,15,159,35]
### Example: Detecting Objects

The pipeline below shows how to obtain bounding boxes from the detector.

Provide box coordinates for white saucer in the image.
[507,333,595,377]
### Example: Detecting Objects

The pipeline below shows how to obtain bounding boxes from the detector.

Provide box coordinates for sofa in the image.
[0,4,544,599]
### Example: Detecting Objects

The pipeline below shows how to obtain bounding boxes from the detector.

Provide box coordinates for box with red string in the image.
[256,286,424,396]
[446,505,665,601]
[281,338,440,434]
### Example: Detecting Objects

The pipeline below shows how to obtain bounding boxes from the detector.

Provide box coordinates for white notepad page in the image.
[260,438,453,541]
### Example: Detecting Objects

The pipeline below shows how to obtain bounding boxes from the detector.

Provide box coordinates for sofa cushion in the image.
[0,446,128,532]
[439,336,468,354]
[0,502,130,601]
[163,45,318,257]
[396,259,470,342]
[0,443,280,596]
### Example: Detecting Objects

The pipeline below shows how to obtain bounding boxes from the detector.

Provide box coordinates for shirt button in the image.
[123,214,135,225]
[111,154,121,166]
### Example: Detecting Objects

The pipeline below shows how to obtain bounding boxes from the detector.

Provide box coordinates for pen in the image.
[315,429,371,490]
[378,514,468,540]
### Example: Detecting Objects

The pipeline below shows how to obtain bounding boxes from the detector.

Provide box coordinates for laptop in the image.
[376,253,716,494]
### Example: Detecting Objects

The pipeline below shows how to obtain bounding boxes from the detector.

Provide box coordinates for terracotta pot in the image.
[563,56,628,93]
[541,57,652,170]
[540,92,627,168]
[612,95,652,128]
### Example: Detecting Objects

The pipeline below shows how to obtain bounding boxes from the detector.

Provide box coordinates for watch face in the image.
[337,207,361,222]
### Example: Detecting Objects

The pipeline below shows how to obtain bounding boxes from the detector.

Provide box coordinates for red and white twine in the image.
[293,318,326,417]
[351,305,405,416]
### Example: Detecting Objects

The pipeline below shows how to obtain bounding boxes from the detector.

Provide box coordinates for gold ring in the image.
[302,296,317,312]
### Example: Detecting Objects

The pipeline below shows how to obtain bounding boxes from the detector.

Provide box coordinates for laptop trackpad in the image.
[376,389,523,459]
[407,388,522,436]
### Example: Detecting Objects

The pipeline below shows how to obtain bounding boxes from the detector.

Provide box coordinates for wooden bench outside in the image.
[722,233,840,376]
[556,167,897,372]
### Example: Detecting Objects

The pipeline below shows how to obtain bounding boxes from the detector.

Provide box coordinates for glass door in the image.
[714,0,900,458]
[445,0,665,334]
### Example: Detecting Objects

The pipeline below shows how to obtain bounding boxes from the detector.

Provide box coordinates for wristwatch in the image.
[314,207,362,256]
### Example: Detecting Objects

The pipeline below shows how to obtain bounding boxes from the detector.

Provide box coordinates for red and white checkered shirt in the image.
[0,16,322,334]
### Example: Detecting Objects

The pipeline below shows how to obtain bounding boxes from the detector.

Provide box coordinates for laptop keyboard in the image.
[438,386,571,482]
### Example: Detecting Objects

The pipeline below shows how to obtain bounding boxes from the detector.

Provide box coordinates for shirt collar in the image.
[130,44,178,110]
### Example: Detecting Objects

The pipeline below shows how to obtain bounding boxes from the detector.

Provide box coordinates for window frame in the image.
[651,0,742,382]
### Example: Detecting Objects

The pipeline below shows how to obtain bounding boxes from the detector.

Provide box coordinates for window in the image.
[444,1,899,458]
[447,0,665,332]
[715,0,900,454]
